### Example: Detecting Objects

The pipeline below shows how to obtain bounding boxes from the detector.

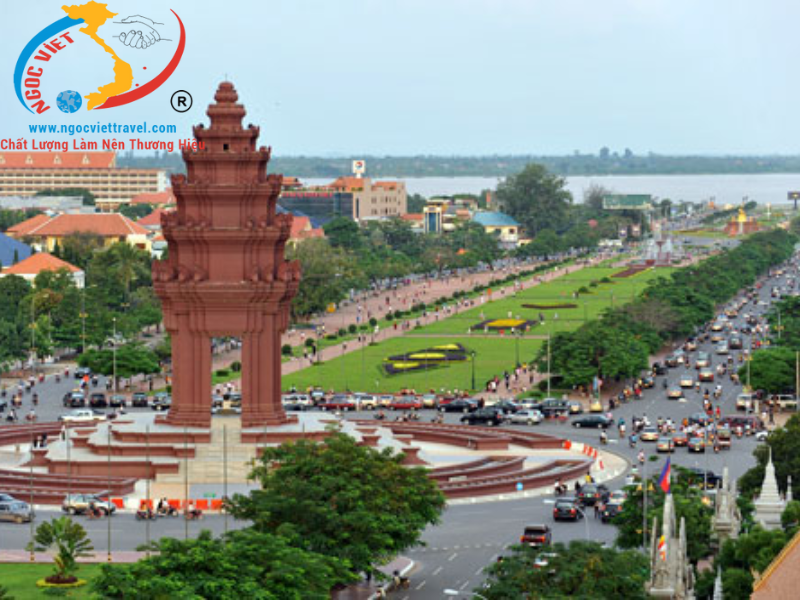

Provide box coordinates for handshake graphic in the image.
[113,15,166,49]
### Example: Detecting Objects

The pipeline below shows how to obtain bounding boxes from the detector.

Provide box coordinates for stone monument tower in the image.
[153,82,300,429]
[712,467,741,544]
[754,449,786,530]
[646,493,695,599]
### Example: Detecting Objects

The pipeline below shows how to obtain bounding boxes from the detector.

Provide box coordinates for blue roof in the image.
[472,212,520,227]
[0,233,32,267]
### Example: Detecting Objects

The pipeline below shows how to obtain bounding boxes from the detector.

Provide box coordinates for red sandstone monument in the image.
[153,81,300,429]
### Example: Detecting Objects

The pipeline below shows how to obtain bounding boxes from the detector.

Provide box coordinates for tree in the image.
[495,163,573,235]
[614,467,714,563]
[78,342,160,385]
[406,193,426,213]
[36,187,96,206]
[741,347,796,394]
[479,540,649,599]
[91,529,346,600]
[119,203,154,221]
[583,183,612,213]
[323,216,362,250]
[27,517,94,584]
[739,414,800,500]
[227,432,445,581]
[59,232,105,270]
[518,228,562,258]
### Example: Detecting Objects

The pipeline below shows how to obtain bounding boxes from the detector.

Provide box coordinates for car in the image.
[0,500,34,524]
[321,395,356,411]
[776,395,798,411]
[131,392,149,407]
[520,524,552,547]
[685,468,721,489]
[440,398,479,413]
[89,393,108,409]
[62,493,116,516]
[74,367,92,379]
[642,376,655,389]
[509,409,543,425]
[607,489,627,504]
[685,339,698,352]
[729,337,743,350]
[62,391,86,408]
[640,427,660,442]
[59,409,105,423]
[719,415,764,432]
[391,396,423,411]
[553,498,583,521]
[652,362,668,375]
[688,437,706,453]
[600,502,623,524]
[420,394,438,409]
[698,369,714,382]
[710,333,725,343]
[571,415,611,429]
[679,376,694,389]
[282,397,307,411]
[710,322,724,332]
[461,407,505,426]
[589,399,604,413]
[151,395,172,412]
[695,352,710,369]
[716,343,729,355]
[755,430,769,442]
[665,352,685,368]
[353,394,379,410]
[109,394,127,408]
[0,493,18,503]
[735,393,754,411]
[689,412,712,427]
[539,398,571,417]
[282,393,312,407]
[673,432,689,446]
[656,436,675,453]
[577,483,608,506]
[378,394,395,408]
[492,399,522,414]
[667,388,684,400]
[567,401,583,415]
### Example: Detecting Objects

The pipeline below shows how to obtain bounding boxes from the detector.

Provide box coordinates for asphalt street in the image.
[0,246,795,600]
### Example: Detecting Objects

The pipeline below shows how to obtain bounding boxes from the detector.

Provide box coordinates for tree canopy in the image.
[495,163,573,235]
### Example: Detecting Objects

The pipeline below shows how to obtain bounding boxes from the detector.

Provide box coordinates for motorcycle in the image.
[136,509,157,521]
[184,508,204,521]
[158,506,179,518]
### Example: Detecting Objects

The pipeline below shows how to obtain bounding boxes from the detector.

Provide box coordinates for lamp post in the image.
[470,350,476,392]
[546,333,552,397]
[112,317,117,393]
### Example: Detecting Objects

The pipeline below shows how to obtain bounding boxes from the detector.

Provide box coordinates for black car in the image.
[151,396,172,412]
[520,524,552,547]
[729,337,743,350]
[539,398,571,417]
[109,395,127,408]
[577,483,609,506]
[440,398,479,413]
[553,498,582,521]
[684,468,722,489]
[62,391,85,408]
[74,367,92,379]
[131,392,149,407]
[89,393,108,408]
[600,502,623,523]
[571,415,611,429]
[492,399,521,414]
[652,362,668,376]
[460,408,505,426]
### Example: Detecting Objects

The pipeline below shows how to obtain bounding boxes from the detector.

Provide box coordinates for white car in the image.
[509,409,543,425]
[60,409,105,423]
[353,394,378,410]
[282,394,312,406]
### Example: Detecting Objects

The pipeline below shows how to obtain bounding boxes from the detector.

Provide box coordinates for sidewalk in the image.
[331,556,414,600]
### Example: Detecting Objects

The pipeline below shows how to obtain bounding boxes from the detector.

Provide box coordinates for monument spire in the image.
[646,493,695,599]
[754,447,786,530]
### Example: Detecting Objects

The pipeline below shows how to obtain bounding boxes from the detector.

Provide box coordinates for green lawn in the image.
[0,563,104,599]
[282,265,673,394]
[282,335,542,394]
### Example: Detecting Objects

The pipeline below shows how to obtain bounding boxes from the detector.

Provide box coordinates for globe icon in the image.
[56,90,82,114]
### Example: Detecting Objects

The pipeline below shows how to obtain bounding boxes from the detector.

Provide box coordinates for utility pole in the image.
[546,333,552,397]
[796,351,799,414]
[112,317,117,393]
[80,289,87,354]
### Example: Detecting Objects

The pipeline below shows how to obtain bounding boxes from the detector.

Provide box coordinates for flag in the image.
[658,535,667,561]
[659,457,671,493]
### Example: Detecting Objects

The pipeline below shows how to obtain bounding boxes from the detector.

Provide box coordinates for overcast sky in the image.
[2,0,800,155]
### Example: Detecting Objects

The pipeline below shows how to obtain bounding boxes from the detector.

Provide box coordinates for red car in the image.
[390,395,422,410]
[320,395,356,411]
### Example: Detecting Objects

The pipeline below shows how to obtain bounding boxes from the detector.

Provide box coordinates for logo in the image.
[14,2,185,115]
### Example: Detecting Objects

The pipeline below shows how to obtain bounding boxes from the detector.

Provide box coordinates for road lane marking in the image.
[448,552,458,561]
[460,580,471,590]
[474,566,484,575]
[433,566,443,576]
[415,580,426,590]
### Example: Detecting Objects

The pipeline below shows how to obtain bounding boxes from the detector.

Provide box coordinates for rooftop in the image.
[130,189,175,205]
[2,252,81,275]
[0,233,33,267]
[9,213,148,238]
[0,152,115,169]
[472,211,520,228]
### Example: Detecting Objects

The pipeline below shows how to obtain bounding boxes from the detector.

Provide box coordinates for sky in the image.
[2,0,800,156]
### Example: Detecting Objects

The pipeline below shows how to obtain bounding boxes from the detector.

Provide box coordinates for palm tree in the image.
[27,517,94,583]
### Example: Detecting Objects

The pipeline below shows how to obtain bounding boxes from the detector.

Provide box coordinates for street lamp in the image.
[112,317,117,393]
[444,590,487,600]
[470,350,477,391]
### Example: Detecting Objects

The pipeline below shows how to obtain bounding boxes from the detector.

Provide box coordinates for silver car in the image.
[0,500,34,523]
[509,409,543,425]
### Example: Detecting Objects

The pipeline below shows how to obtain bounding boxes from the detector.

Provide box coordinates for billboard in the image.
[602,194,653,211]
[352,160,366,176]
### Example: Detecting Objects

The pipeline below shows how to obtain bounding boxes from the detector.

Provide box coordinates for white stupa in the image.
[754,449,786,530]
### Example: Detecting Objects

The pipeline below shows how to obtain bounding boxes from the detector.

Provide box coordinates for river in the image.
[306,173,800,206]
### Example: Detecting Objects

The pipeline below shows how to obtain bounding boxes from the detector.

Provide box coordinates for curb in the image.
[368,558,415,599]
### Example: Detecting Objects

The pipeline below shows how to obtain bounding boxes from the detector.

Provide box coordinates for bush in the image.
[338,328,347,337]
[305,338,316,347]
[386,313,394,321]
[230,361,242,372]
[215,369,230,377]
[577,286,590,294]
[369,317,378,327]
[600,277,613,284]
[281,344,293,356]
[589,281,598,288]
[348,324,357,334]
[394,310,404,319]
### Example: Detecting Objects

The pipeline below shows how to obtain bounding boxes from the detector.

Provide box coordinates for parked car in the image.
[509,409,543,425]
[735,393,754,411]
[89,393,108,409]
[439,398,479,413]
[553,498,583,521]
[151,395,172,412]
[62,391,86,408]
[353,394,379,410]
[776,395,798,411]
[390,396,422,411]
[656,436,675,453]
[461,407,505,426]
[131,392,149,408]
[589,399,604,412]
[520,524,552,547]
[567,401,583,415]
[321,395,356,411]
[540,398,571,417]
[421,394,438,409]
[109,394,127,408]
[571,415,611,429]
[0,500,34,524]
[282,393,312,407]
[492,399,522,414]
[62,493,116,516]
[60,409,105,423]
[719,415,764,432]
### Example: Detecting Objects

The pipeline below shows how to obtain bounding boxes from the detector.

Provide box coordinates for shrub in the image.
[386,313,394,321]
[305,338,316,347]
[369,317,378,327]
[338,328,347,337]
[577,286,590,294]
[281,344,293,356]
[215,369,230,377]
[348,324,357,334]
[325,334,338,341]
[230,361,242,372]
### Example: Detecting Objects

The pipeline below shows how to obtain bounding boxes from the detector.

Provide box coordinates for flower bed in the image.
[470,319,536,331]
[521,303,577,310]
[383,343,469,375]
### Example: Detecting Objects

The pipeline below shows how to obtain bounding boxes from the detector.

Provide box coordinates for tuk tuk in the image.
[717,427,731,450]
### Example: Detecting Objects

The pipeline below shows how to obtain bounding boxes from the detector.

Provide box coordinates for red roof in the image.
[137,207,171,227]
[0,152,115,169]
[130,190,174,205]
[401,213,423,221]
[282,177,302,189]
[10,213,148,237]
[7,214,52,237]
[289,216,324,241]
[3,252,81,275]
[328,176,366,191]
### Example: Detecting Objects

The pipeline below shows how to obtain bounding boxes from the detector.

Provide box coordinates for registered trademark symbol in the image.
[171,90,192,112]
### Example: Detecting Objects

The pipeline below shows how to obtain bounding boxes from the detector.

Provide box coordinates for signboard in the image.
[352,160,366,176]
[789,191,800,209]
[602,194,653,211]
[516,482,523,492]
[618,227,628,238]
[631,224,641,237]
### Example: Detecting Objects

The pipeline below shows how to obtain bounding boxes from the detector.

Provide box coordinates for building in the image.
[7,212,151,252]
[0,195,84,212]
[288,215,324,246]
[752,527,800,599]
[137,207,171,230]
[0,252,84,288]
[278,176,407,224]
[753,449,786,530]
[129,189,175,207]
[472,211,521,247]
[424,200,446,234]
[0,152,167,211]
[0,232,33,267]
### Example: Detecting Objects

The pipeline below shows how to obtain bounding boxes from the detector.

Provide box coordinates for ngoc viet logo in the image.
[14,1,185,114]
